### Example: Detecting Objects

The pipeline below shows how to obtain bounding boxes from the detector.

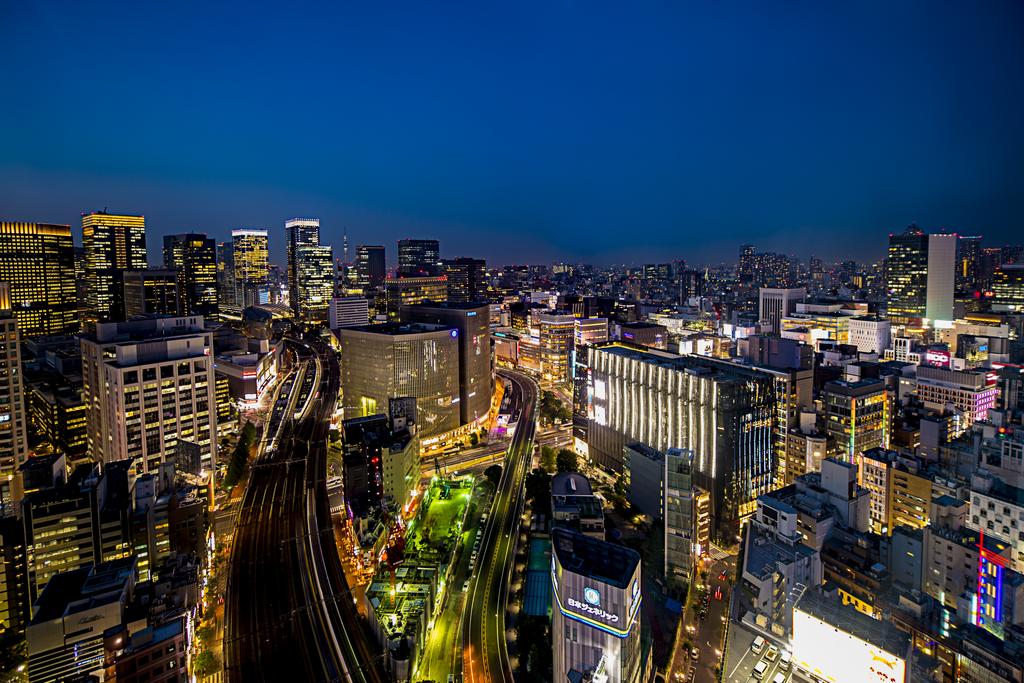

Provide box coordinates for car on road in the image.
[719,570,728,581]
[771,673,787,683]
[779,650,791,671]
[766,644,779,662]
[690,647,699,660]
[714,586,722,600]
[753,660,768,679]
[751,635,765,653]
[463,580,470,592]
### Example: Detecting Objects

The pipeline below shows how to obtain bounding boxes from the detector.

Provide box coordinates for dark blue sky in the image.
[2,1,1022,266]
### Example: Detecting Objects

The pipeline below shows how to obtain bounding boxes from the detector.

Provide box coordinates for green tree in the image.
[469,432,479,447]
[540,445,557,472]
[193,651,219,678]
[556,448,579,473]
[484,464,502,487]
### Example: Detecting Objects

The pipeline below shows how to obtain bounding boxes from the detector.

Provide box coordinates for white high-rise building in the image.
[0,282,28,515]
[926,233,957,326]
[81,316,217,475]
[759,287,806,335]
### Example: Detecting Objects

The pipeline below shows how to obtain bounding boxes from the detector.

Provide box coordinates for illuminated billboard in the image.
[792,607,907,683]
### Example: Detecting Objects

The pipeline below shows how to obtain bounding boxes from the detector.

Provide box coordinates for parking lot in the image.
[724,622,793,683]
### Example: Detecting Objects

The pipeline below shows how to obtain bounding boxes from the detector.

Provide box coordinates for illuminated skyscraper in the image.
[0,283,28,515]
[356,245,386,288]
[231,229,269,310]
[216,241,236,315]
[443,257,487,302]
[122,269,182,318]
[821,379,889,463]
[286,218,334,321]
[397,238,440,277]
[82,212,147,327]
[886,225,956,327]
[296,244,334,322]
[285,218,320,313]
[0,222,78,336]
[162,233,218,318]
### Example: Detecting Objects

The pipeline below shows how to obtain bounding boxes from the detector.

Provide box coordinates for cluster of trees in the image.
[539,445,579,474]
[223,421,258,489]
[538,390,571,425]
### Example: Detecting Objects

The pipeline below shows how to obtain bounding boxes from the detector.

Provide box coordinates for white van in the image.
[751,636,765,654]
[753,661,768,679]
[771,674,786,683]
[779,650,791,671]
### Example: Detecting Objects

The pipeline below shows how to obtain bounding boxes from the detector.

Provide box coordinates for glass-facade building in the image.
[0,222,78,337]
[231,229,269,311]
[336,323,459,437]
[163,233,218,319]
[82,212,147,328]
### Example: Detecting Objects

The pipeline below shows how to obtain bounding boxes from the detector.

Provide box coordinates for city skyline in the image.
[4,2,1023,265]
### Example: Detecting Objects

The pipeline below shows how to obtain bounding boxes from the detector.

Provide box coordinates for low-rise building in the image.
[550,472,605,539]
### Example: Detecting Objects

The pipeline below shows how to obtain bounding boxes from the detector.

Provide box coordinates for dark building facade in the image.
[397,239,440,277]
[162,233,218,319]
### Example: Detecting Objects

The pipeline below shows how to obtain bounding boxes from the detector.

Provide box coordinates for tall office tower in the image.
[821,379,888,463]
[383,276,448,318]
[122,269,182,318]
[216,241,236,315]
[231,229,269,311]
[81,316,217,475]
[738,244,755,284]
[82,212,147,327]
[397,238,441,277]
[758,287,806,335]
[285,218,324,318]
[0,284,28,515]
[162,233,218,318]
[886,225,929,325]
[295,243,334,322]
[336,323,459,437]
[401,302,492,424]
[886,225,957,327]
[539,311,576,386]
[957,235,983,292]
[443,257,487,303]
[356,245,386,288]
[0,222,78,336]
[551,528,642,683]
[926,232,957,325]
[588,345,776,539]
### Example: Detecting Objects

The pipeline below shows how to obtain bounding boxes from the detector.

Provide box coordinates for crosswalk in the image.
[201,670,225,683]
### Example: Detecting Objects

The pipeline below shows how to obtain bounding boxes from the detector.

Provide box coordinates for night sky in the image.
[2,1,1022,267]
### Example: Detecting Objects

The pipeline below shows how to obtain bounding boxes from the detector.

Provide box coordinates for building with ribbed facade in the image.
[587,343,776,539]
[337,323,459,437]
[230,229,269,312]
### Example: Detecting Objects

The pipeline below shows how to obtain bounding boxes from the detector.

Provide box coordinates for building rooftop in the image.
[796,588,910,658]
[552,527,639,589]
[551,472,594,497]
[32,557,136,623]
[402,300,489,311]
[745,529,817,581]
[337,322,454,337]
